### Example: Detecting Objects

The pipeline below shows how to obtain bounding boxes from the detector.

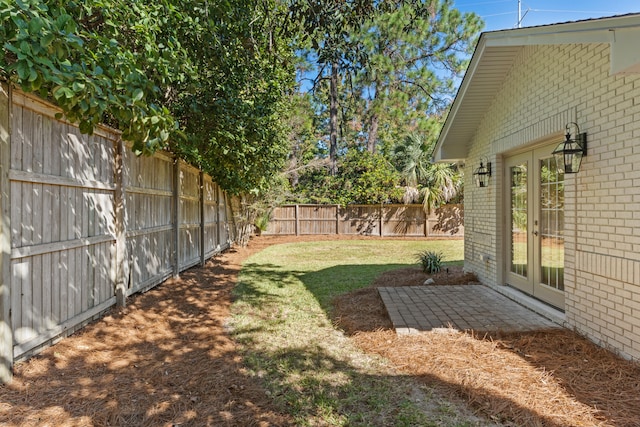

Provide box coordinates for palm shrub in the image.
[254,211,271,235]
[416,250,443,274]
[392,133,462,214]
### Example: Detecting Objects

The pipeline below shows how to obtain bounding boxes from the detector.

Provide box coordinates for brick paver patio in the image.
[378,284,561,335]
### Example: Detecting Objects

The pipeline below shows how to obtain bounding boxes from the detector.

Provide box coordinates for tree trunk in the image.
[329,61,339,176]
[366,75,381,153]
[289,150,299,188]
[366,112,379,153]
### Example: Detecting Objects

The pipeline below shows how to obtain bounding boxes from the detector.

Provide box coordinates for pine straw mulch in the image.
[2,235,640,426]
[0,236,296,427]
[333,266,640,427]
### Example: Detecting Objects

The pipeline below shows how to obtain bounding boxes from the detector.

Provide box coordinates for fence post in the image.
[379,204,383,237]
[224,192,234,243]
[216,185,221,250]
[0,82,13,383]
[199,172,205,266]
[295,204,300,236]
[172,158,180,278]
[424,209,428,237]
[335,204,340,235]
[113,137,127,307]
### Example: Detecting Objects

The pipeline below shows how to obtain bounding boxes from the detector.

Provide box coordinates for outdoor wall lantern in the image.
[473,159,492,188]
[552,122,587,174]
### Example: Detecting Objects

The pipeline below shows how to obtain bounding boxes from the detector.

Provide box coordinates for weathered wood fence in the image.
[265,204,464,237]
[0,84,235,381]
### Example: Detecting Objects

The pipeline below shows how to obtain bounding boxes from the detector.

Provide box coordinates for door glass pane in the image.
[510,163,528,277]
[540,158,564,290]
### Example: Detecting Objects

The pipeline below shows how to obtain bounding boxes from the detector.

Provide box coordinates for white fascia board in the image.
[484,14,640,47]
[432,37,488,163]
[484,29,610,47]
[484,16,640,75]
[610,27,640,74]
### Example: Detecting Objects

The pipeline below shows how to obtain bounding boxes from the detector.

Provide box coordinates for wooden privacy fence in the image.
[265,204,464,237]
[0,84,236,381]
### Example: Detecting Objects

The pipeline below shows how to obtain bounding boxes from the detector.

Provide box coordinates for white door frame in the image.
[504,142,565,310]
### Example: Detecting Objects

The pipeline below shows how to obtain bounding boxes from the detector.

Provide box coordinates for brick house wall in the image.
[464,42,640,361]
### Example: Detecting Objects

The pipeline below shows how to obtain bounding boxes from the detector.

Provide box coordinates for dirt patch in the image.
[334,265,640,427]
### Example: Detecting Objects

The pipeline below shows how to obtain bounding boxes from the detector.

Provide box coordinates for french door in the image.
[505,144,565,309]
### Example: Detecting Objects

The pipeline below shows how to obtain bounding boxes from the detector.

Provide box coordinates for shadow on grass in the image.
[240,346,439,426]
[299,264,407,310]
[233,262,305,302]
[235,261,577,426]
[236,262,408,322]
[234,328,570,426]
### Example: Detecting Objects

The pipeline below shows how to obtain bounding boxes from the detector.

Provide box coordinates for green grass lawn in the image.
[229,239,490,427]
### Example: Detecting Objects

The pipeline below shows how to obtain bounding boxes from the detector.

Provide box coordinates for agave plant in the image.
[416,250,443,274]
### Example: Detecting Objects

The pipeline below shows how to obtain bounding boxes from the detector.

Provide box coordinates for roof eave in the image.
[433,13,640,163]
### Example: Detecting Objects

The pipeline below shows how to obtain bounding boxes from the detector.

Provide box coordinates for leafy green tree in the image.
[296,149,403,205]
[1,0,296,195]
[290,0,373,175]
[0,0,187,154]
[284,92,318,188]
[289,0,481,208]
[394,133,430,188]
[356,0,482,153]
[336,149,403,204]
[170,0,296,194]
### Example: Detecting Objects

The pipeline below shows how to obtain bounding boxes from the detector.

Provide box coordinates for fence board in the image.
[124,149,176,294]
[203,176,219,256]
[0,88,237,372]
[59,251,68,324]
[298,205,337,235]
[22,108,33,173]
[265,205,296,235]
[9,181,20,249]
[178,163,201,269]
[42,253,52,327]
[71,246,80,318]
[382,205,426,237]
[32,255,43,335]
[266,204,464,238]
[50,251,60,325]
[220,188,230,244]
[339,205,380,235]
[22,177,32,245]
[3,90,24,380]
[33,112,43,174]
[10,99,21,171]
[9,261,22,343]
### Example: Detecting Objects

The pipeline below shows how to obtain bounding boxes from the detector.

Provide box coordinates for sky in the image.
[453,0,640,31]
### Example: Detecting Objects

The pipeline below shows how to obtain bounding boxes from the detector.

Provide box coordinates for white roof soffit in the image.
[433,13,640,163]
